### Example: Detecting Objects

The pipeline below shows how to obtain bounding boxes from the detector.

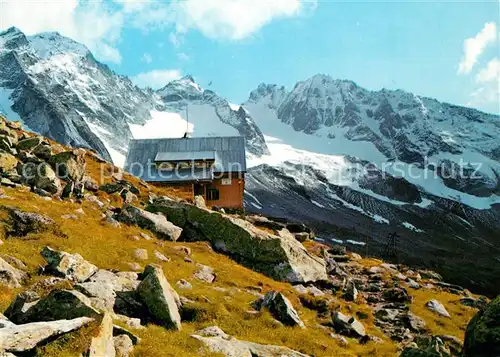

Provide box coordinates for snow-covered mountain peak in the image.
[27,32,90,59]
[0,27,29,50]
[157,75,205,101]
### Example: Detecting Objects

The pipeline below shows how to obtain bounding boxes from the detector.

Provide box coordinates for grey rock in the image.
[259,291,305,328]
[88,270,139,292]
[4,290,40,323]
[176,279,193,289]
[41,246,98,282]
[191,326,309,357]
[86,313,115,357]
[0,317,94,352]
[76,282,117,312]
[112,314,144,330]
[148,199,327,283]
[113,325,142,345]
[460,296,488,310]
[116,205,183,241]
[194,264,216,283]
[136,264,181,330]
[6,208,57,237]
[0,256,28,288]
[425,300,451,318]
[332,311,366,338]
[17,136,43,151]
[343,279,358,301]
[20,162,61,194]
[49,150,86,182]
[19,289,101,323]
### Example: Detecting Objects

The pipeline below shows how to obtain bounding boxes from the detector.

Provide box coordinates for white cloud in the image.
[467,83,499,111]
[476,58,500,83]
[468,57,500,113]
[1,0,317,64]
[131,69,183,89]
[168,32,182,47]
[458,22,497,74]
[177,52,191,61]
[173,0,315,40]
[121,0,316,41]
[113,0,152,13]
[0,0,124,63]
[141,53,153,63]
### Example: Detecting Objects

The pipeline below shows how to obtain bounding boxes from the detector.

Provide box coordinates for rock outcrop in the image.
[463,295,500,357]
[147,199,327,283]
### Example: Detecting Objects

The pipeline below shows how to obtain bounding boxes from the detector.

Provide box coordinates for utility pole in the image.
[382,232,400,263]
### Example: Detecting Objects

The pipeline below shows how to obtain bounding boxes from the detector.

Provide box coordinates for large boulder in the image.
[88,269,139,292]
[76,281,117,312]
[136,264,181,330]
[257,291,305,328]
[20,162,61,194]
[191,326,309,357]
[463,295,500,357]
[0,256,28,288]
[115,205,182,241]
[332,311,366,338]
[147,199,327,283]
[41,246,98,282]
[86,314,116,357]
[49,150,86,182]
[5,208,57,237]
[4,290,40,323]
[17,136,43,151]
[17,289,101,323]
[0,317,94,353]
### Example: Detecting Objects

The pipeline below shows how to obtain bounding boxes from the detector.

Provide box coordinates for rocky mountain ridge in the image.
[0,27,267,165]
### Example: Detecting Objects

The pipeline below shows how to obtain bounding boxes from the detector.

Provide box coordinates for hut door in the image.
[194,183,205,198]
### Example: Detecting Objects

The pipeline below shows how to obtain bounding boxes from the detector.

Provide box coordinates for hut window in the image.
[207,188,220,201]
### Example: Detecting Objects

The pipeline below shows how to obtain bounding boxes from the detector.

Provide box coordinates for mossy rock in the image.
[49,151,86,182]
[0,151,18,172]
[463,295,500,357]
[17,136,43,151]
[146,199,327,283]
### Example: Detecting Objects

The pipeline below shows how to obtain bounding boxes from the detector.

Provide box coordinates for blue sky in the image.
[2,0,499,113]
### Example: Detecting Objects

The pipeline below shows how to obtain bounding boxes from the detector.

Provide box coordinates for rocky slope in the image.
[0,114,498,357]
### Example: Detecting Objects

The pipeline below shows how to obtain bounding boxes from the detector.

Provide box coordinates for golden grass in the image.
[0,185,399,356]
[408,287,478,340]
[0,152,471,357]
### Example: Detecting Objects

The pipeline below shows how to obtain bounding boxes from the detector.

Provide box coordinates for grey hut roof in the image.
[124,136,247,182]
